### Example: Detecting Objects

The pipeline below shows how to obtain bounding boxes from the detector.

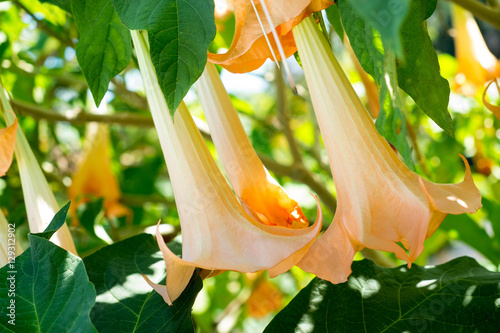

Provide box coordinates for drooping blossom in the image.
[68,96,130,222]
[292,17,482,283]
[0,86,77,255]
[451,5,500,96]
[0,110,17,176]
[207,0,332,73]
[131,30,321,305]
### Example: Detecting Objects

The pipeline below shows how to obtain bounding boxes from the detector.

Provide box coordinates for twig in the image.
[446,0,500,30]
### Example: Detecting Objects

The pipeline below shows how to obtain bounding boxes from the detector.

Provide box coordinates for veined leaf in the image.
[0,204,96,332]
[84,233,202,332]
[72,0,132,106]
[113,0,216,114]
[347,0,410,57]
[397,0,453,136]
[265,258,500,332]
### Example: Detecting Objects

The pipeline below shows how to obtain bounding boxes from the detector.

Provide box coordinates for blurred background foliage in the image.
[1,0,500,331]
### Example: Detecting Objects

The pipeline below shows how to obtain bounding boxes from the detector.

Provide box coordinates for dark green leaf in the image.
[0,236,96,332]
[113,0,216,114]
[84,234,202,332]
[265,258,500,332]
[36,201,71,240]
[77,198,104,239]
[348,0,410,56]
[111,0,158,30]
[397,0,453,136]
[41,0,72,13]
[325,3,344,42]
[72,0,132,106]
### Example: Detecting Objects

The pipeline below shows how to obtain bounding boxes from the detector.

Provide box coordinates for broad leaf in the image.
[397,0,453,136]
[72,0,132,106]
[348,0,410,56]
[113,0,216,114]
[264,258,500,332]
[36,200,71,240]
[325,4,344,42]
[84,233,203,332]
[0,204,96,332]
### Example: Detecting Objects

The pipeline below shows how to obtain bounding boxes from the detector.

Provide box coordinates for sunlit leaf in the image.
[265,258,500,332]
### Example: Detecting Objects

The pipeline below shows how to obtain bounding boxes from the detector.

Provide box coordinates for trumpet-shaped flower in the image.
[197,62,309,229]
[0,110,17,176]
[451,5,500,96]
[293,17,482,283]
[68,97,130,221]
[207,0,332,73]
[0,87,77,255]
[0,209,24,267]
[131,30,321,305]
[483,79,500,121]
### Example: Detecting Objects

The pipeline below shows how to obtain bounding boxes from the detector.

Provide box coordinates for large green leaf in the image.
[265,258,500,332]
[0,204,96,332]
[397,0,453,136]
[72,0,132,106]
[348,0,410,56]
[84,233,202,332]
[113,0,216,114]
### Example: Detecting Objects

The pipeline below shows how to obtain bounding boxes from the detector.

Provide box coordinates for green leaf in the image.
[76,198,104,239]
[71,0,132,106]
[113,0,216,114]
[40,0,72,13]
[36,201,71,240]
[397,0,453,136]
[348,0,410,56]
[265,258,500,332]
[84,234,203,332]
[0,229,96,332]
[325,4,344,42]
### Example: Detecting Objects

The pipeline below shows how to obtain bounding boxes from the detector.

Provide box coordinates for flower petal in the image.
[208,0,332,72]
[483,79,500,120]
[0,110,17,177]
[197,62,309,229]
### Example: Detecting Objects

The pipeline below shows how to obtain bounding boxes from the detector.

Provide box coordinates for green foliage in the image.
[0,204,96,332]
[325,4,344,42]
[40,0,72,13]
[348,0,410,56]
[113,0,216,114]
[397,0,454,136]
[71,0,132,106]
[84,234,202,332]
[265,258,500,332]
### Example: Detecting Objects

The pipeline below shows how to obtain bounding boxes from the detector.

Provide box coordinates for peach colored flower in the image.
[293,17,482,283]
[132,30,321,305]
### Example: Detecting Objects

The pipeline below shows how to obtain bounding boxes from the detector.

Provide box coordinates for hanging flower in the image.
[451,5,500,96]
[483,79,500,121]
[0,86,77,255]
[292,17,482,283]
[196,62,309,229]
[68,97,130,222]
[0,110,17,177]
[207,0,332,73]
[132,30,321,305]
